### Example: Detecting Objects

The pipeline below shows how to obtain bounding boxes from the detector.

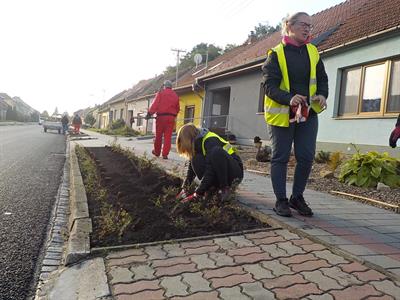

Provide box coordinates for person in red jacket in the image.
[389,113,400,148]
[146,80,180,159]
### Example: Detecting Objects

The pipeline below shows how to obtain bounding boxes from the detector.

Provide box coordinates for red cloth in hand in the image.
[181,192,200,203]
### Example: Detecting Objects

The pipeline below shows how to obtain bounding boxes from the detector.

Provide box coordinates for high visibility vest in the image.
[201,131,236,156]
[264,42,324,127]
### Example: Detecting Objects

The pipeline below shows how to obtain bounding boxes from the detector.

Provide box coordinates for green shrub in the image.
[315,150,331,163]
[110,119,126,130]
[339,146,400,188]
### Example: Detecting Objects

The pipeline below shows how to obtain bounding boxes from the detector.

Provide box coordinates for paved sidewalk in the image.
[69,131,400,299]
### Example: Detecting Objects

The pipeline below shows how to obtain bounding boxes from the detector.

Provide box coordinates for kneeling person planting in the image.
[176,123,243,202]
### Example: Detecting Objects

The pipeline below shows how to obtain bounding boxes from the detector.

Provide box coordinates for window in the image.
[338,58,400,117]
[184,105,195,124]
[136,113,143,126]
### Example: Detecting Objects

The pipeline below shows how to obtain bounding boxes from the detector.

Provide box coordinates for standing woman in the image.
[176,123,243,202]
[262,12,328,217]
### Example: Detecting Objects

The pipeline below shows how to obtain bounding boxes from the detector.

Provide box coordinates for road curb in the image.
[64,142,92,265]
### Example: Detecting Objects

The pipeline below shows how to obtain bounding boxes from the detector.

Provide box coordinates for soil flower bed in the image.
[75,145,268,248]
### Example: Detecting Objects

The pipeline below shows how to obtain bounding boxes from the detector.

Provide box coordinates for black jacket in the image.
[183,130,242,194]
[262,43,329,108]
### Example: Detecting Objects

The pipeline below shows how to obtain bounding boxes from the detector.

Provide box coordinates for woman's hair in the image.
[176,123,199,159]
[281,12,310,36]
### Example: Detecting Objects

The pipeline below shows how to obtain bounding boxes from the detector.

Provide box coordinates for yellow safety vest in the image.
[264,42,324,127]
[201,131,236,156]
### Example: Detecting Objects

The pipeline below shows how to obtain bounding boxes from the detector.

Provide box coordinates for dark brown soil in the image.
[239,145,400,207]
[79,146,268,248]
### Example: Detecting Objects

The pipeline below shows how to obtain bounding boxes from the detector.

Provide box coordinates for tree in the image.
[252,22,281,39]
[223,44,238,53]
[179,43,222,70]
[52,107,59,116]
[41,110,49,118]
[84,112,96,127]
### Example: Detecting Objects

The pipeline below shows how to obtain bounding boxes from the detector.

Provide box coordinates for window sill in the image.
[334,114,399,120]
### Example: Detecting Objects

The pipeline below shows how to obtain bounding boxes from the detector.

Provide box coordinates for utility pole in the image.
[171,48,186,87]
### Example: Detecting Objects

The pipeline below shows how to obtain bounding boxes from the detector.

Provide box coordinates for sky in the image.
[1,0,344,115]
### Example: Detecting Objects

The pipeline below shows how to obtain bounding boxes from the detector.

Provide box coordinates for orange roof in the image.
[201,0,400,79]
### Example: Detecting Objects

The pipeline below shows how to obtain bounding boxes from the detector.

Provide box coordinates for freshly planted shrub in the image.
[339,146,400,188]
[315,150,331,163]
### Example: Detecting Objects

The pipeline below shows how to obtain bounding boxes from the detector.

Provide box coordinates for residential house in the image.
[0,95,10,121]
[196,0,400,154]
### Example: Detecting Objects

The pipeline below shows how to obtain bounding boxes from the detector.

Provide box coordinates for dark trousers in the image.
[268,113,318,199]
[192,147,243,190]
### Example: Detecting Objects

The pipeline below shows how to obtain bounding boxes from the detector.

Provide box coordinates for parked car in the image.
[42,115,62,134]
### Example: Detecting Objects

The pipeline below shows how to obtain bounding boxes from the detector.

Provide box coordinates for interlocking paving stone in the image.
[182,272,212,293]
[114,289,164,300]
[210,273,254,288]
[130,264,155,280]
[290,259,331,272]
[181,239,216,249]
[208,252,235,266]
[273,282,322,299]
[312,249,349,265]
[145,245,167,260]
[352,269,387,282]
[218,286,251,300]
[242,263,274,280]
[203,266,245,279]
[276,241,305,255]
[109,266,134,283]
[245,230,277,240]
[233,252,272,264]
[301,270,343,290]
[185,245,220,256]
[170,291,220,300]
[241,282,276,300]
[152,256,191,268]
[163,243,186,257]
[320,266,362,286]
[262,274,307,289]
[160,275,188,297]
[279,253,318,265]
[227,246,262,256]
[299,243,327,252]
[190,254,216,269]
[107,248,144,259]
[229,236,254,247]
[108,255,148,266]
[113,279,160,295]
[155,262,197,276]
[339,261,369,273]
[260,244,289,258]
[261,260,294,276]
[306,294,334,300]
[330,284,382,299]
[213,237,237,250]
[275,229,301,240]
[252,235,286,246]
[370,279,400,298]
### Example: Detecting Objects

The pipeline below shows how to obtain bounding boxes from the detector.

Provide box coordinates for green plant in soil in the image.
[339,144,400,188]
[315,150,331,163]
[327,151,344,172]
[75,145,133,240]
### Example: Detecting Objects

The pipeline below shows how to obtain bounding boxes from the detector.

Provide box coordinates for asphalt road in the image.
[0,124,65,300]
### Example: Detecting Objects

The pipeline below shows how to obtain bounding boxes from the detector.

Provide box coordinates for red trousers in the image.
[73,124,80,133]
[154,116,175,157]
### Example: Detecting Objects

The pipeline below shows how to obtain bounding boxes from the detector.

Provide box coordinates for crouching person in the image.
[176,123,243,202]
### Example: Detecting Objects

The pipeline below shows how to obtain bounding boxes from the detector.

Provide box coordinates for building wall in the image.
[319,34,400,149]
[128,98,153,134]
[109,100,127,124]
[99,111,109,129]
[204,71,268,144]
[176,91,204,130]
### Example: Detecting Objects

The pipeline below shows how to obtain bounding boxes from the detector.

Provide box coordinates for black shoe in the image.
[274,198,292,217]
[162,156,168,159]
[289,195,313,216]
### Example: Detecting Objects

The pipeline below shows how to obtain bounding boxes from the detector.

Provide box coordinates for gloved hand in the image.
[389,126,400,148]
[145,112,152,120]
[176,189,187,201]
[181,192,201,203]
